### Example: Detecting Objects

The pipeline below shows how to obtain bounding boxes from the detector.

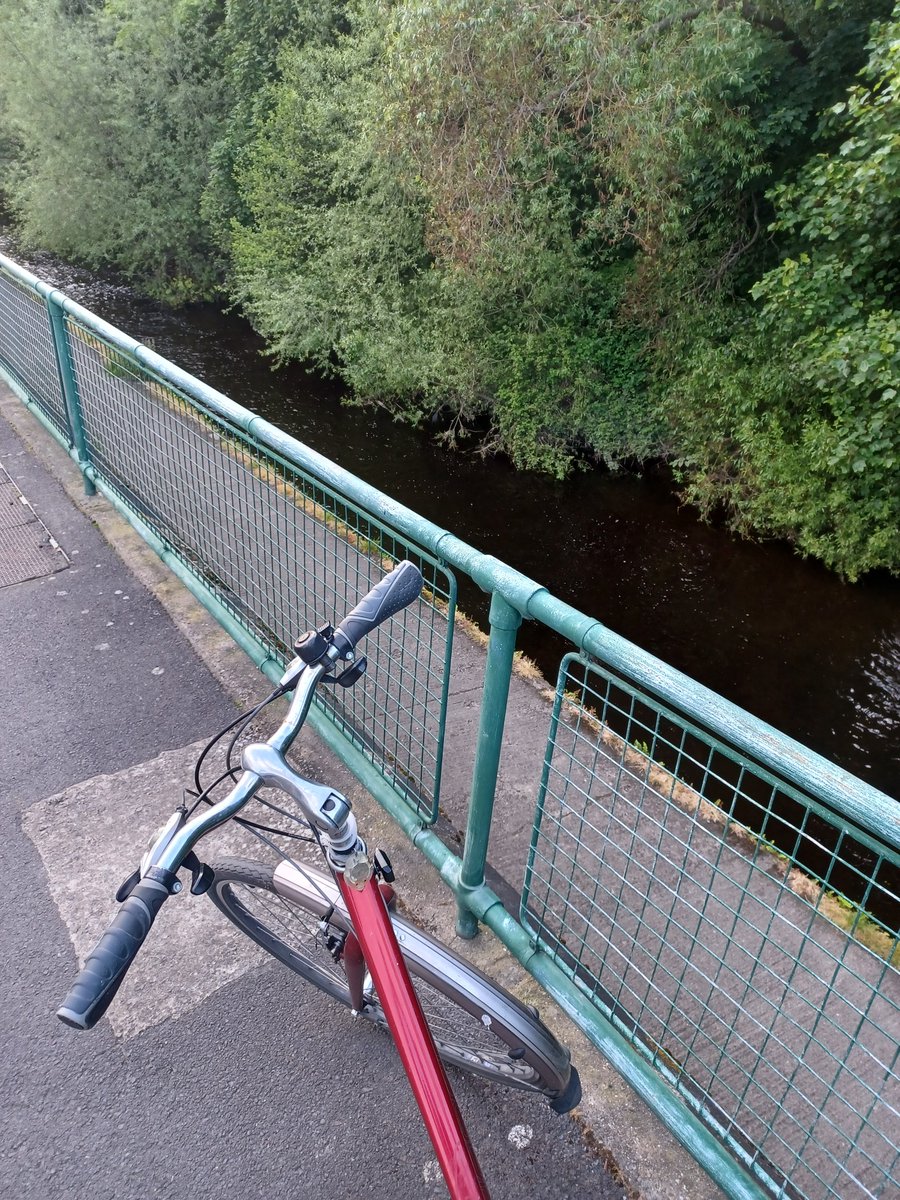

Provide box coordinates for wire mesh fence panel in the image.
[66,321,454,820]
[0,269,70,441]
[522,654,899,1200]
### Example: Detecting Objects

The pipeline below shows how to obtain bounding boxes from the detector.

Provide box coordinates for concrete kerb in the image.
[1,381,725,1200]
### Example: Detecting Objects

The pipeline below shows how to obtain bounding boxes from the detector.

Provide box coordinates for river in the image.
[3,239,898,801]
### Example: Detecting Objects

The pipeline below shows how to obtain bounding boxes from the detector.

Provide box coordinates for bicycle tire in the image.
[206,857,575,1103]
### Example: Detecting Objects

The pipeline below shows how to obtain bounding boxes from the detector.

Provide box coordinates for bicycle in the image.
[57,560,581,1200]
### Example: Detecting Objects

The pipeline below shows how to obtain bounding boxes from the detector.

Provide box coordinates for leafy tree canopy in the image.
[0,0,895,574]
[664,5,900,576]
[0,0,229,300]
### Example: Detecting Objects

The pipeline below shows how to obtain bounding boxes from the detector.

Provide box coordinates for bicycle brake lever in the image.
[115,867,141,902]
[321,656,367,688]
[119,849,211,900]
[181,850,214,896]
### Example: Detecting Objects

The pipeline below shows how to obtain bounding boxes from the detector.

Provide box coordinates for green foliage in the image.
[231,2,663,472]
[0,0,229,301]
[665,8,900,577]
[199,0,342,252]
[378,1,883,271]
[0,0,895,572]
[486,264,657,475]
[229,6,472,403]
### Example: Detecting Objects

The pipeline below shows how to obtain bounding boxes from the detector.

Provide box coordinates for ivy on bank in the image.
[664,9,900,577]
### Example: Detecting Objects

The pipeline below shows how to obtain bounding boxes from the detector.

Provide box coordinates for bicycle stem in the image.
[240,741,362,863]
[152,660,330,874]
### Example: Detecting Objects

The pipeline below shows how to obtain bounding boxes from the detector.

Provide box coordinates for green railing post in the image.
[456,590,522,939]
[46,291,95,496]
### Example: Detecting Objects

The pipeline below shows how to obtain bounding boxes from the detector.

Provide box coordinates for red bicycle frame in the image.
[338,873,491,1200]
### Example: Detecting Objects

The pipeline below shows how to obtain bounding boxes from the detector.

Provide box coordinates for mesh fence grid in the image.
[65,321,455,820]
[0,269,70,441]
[522,654,899,1200]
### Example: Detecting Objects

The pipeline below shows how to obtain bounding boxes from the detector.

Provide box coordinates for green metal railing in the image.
[1,250,897,1200]
[63,319,456,821]
[0,268,71,442]
[524,655,898,1200]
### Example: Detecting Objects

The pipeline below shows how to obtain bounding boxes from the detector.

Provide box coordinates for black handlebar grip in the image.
[335,560,424,653]
[57,879,170,1030]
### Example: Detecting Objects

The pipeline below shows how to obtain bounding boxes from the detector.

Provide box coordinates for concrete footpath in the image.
[1,381,723,1200]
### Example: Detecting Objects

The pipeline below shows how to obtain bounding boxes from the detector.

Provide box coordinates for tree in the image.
[0,0,228,301]
[665,6,900,577]
[200,0,343,254]
[0,0,894,571]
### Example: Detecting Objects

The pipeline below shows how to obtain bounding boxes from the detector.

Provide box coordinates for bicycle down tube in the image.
[56,562,492,1200]
[338,874,489,1199]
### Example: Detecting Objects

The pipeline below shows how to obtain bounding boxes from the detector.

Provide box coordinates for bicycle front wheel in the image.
[206,857,578,1107]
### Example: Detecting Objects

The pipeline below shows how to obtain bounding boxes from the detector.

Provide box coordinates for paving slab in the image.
[21,740,267,1040]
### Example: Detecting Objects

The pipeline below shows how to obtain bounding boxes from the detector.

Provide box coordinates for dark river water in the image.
[4,240,898,802]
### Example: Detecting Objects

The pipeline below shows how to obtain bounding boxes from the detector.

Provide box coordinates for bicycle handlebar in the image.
[57,560,424,1030]
[57,879,170,1030]
[334,560,423,655]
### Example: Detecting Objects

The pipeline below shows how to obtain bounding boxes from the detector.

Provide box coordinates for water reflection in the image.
[849,633,900,777]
